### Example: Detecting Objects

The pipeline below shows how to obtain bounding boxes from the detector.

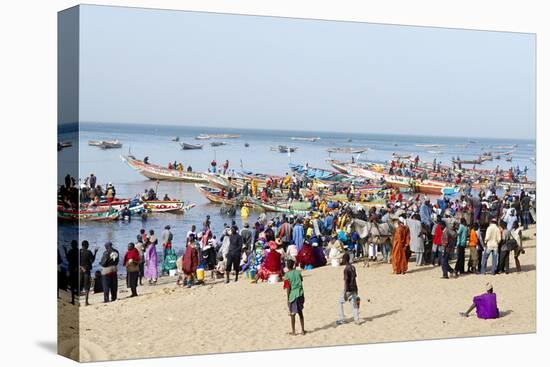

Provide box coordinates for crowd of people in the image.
[58,183,534,331]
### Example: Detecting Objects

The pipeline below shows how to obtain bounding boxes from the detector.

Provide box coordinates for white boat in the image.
[327,147,367,154]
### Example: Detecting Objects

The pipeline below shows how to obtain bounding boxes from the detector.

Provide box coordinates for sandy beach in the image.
[58,226,536,362]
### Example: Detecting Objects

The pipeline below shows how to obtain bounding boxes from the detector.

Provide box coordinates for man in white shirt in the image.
[480,218,501,275]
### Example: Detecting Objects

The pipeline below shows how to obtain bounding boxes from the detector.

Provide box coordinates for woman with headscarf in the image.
[254,240,284,282]
[392,216,410,274]
[144,237,158,285]
[123,242,141,297]
[182,235,199,287]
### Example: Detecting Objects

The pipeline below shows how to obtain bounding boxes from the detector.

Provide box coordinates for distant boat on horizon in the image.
[290,136,320,142]
[180,142,203,150]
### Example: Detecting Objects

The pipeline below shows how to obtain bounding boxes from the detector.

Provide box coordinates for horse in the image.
[347,218,395,267]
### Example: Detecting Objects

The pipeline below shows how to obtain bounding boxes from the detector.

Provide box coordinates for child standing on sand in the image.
[337,253,361,325]
[283,259,306,335]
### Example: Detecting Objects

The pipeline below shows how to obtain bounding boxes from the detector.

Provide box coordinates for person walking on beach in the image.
[182,235,199,287]
[283,259,305,335]
[144,235,159,285]
[161,225,173,275]
[65,240,79,305]
[497,222,513,274]
[135,239,145,285]
[123,242,140,297]
[407,214,425,266]
[455,218,468,276]
[225,225,243,284]
[292,218,305,251]
[441,223,457,279]
[431,218,444,266]
[520,194,531,230]
[391,216,410,275]
[99,242,119,303]
[481,218,501,275]
[241,223,253,251]
[467,223,480,273]
[337,253,361,325]
[80,240,98,306]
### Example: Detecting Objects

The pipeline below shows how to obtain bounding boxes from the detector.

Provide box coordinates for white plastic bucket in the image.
[169,269,177,277]
[331,259,340,267]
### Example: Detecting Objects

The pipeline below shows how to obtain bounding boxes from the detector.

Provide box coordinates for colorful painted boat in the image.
[121,155,208,182]
[57,206,119,222]
[249,198,311,216]
[195,184,242,205]
[143,200,195,213]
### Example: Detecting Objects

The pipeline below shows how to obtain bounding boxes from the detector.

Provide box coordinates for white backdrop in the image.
[0,1,547,366]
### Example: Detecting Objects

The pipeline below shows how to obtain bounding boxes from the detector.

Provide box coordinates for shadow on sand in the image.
[307,309,401,334]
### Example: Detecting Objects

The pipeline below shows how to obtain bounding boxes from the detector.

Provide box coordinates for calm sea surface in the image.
[57,122,536,272]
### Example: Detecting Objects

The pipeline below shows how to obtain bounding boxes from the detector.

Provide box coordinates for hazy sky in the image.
[76,5,536,139]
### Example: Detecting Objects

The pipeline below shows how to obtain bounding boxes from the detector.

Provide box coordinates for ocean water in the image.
[57,122,536,272]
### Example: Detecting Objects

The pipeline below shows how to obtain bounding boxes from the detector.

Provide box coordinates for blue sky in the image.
[75,5,536,139]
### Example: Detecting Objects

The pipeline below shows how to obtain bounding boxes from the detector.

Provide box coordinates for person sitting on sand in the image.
[283,259,306,335]
[460,282,499,319]
[296,240,315,269]
[254,240,284,282]
[312,240,327,268]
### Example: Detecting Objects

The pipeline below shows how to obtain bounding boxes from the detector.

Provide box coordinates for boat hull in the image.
[121,155,209,183]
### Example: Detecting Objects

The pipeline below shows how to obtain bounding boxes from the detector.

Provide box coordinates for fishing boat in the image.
[288,163,366,183]
[210,141,227,147]
[57,206,119,222]
[121,155,209,182]
[88,140,103,146]
[195,134,211,140]
[493,144,517,149]
[172,136,180,142]
[99,140,122,149]
[452,158,483,165]
[143,200,195,213]
[209,134,241,139]
[416,144,443,148]
[195,184,242,205]
[180,142,203,150]
[335,161,459,195]
[327,147,368,154]
[290,136,320,142]
[391,152,412,160]
[196,133,240,140]
[249,197,311,216]
[505,156,513,162]
[244,143,250,148]
[271,145,297,153]
[327,160,351,174]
